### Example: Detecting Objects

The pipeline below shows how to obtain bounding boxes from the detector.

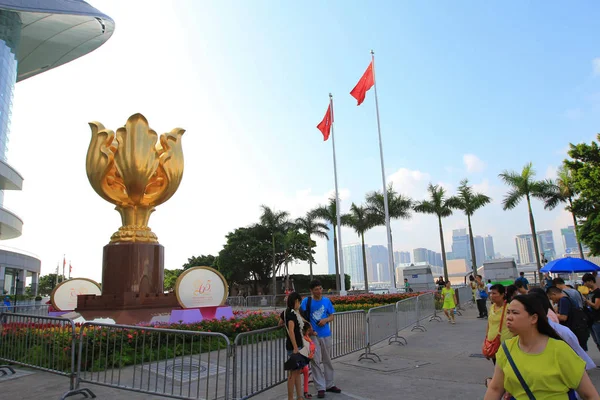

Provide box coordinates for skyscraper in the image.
[452,229,471,262]
[484,235,495,260]
[435,252,442,267]
[342,244,364,286]
[515,234,536,264]
[561,226,578,254]
[401,251,411,263]
[413,248,428,263]
[515,231,557,264]
[474,235,486,268]
[369,245,389,282]
[537,230,556,260]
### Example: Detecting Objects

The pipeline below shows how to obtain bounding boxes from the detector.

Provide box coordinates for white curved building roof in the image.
[0,0,114,81]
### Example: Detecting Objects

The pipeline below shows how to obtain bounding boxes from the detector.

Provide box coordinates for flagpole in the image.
[370,50,397,293]
[68,261,71,280]
[329,93,347,296]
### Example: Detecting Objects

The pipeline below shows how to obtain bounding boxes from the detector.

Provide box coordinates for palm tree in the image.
[342,203,377,292]
[414,184,457,281]
[453,179,492,275]
[296,212,329,280]
[544,165,585,259]
[259,205,290,295]
[499,163,555,279]
[365,184,412,285]
[312,198,341,291]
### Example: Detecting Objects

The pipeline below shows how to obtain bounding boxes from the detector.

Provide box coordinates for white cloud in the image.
[386,168,431,198]
[463,154,486,173]
[593,57,600,75]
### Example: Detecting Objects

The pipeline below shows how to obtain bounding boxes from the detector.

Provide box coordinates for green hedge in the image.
[289,274,350,293]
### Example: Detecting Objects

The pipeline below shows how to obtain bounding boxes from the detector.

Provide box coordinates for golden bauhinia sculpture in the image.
[86,113,185,243]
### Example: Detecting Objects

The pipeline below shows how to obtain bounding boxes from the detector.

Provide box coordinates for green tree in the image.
[414,184,457,281]
[218,224,313,294]
[499,162,555,278]
[453,179,492,275]
[564,137,600,255]
[312,198,341,290]
[37,274,61,296]
[296,211,329,281]
[281,225,315,291]
[163,269,183,292]
[365,184,413,286]
[342,203,376,292]
[543,165,585,259]
[183,255,216,270]
[259,205,291,295]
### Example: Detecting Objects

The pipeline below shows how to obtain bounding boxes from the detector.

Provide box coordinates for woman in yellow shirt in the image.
[484,294,599,400]
[483,284,514,365]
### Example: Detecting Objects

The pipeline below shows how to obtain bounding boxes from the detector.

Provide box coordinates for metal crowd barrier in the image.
[413,292,440,331]
[245,295,274,308]
[0,313,78,390]
[226,296,247,309]
[358,304,404,362]
[396,296,418,335]
[63,322,231,400]
[330,310,366,359]
[231,326,286,400]
[0,304,50,316]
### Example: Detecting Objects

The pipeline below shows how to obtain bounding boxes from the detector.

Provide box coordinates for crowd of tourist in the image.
[480,271,600,399]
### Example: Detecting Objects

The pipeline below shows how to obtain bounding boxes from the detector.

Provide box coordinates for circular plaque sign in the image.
[50,278,101,311]
[175,266,228,308]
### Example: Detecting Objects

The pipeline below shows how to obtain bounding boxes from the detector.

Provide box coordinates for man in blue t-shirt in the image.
[300,280,342,398]
[515,272,529,291]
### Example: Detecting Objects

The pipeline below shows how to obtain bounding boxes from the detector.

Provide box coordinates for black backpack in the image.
[564,296,590,344]
[302,297,312,322]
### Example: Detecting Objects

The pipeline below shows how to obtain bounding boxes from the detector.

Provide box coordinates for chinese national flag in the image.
[69,262,72,274]
[350,61,374,106]
[316,104,333,141]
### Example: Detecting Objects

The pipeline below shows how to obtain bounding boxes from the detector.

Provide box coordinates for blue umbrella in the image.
[540,257,600,273]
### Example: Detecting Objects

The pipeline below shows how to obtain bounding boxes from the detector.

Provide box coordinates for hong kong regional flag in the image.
[316,104,333,141]
[350,61,374,106]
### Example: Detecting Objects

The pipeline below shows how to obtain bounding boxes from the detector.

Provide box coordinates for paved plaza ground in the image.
[1,306,599,399]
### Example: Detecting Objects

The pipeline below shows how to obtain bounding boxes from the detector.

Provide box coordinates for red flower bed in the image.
[329,292,419,305]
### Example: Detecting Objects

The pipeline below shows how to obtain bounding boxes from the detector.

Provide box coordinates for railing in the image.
[0,304,50,316]
[0,297,443,398]
[0,313,77,389]
[231,326,286,400]
[330,310,366,359]
[359,303,404,362]
[64,322,231,400]
[245,296,274,309]
[226,296,246,309]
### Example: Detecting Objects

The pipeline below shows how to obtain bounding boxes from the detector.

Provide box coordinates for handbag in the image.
[482,303,506,359]
[502,342,578,400]
[284,312,310,358]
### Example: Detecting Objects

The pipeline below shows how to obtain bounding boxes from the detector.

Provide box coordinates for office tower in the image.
[474,235,486,268]
[342,244,364,285]
[398,251,411,264]
[515,234,536,264]
[413,248,428,263]
[537,230,556,260]
[435,252,442,267]
[369,245,389,282]
[484,235,495,260]
[451,229,471,262]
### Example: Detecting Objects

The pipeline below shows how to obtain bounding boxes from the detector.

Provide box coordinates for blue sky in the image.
[6,1,600,280]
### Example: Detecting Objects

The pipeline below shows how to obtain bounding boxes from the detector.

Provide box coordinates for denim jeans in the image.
[591,321,600,351]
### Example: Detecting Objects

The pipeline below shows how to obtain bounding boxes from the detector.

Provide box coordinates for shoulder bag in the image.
[482,303,506,359]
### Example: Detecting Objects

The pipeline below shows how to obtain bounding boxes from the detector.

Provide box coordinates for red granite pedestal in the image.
[75,242,180,325]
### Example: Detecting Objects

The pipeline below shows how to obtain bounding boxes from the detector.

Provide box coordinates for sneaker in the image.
[318,390,325,398]
[326,386,342,393]
[451,320,456,324]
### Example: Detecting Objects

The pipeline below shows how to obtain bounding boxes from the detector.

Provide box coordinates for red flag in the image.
[350,61,374,106]
[69,262,72,274]
[316,104,333,141]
